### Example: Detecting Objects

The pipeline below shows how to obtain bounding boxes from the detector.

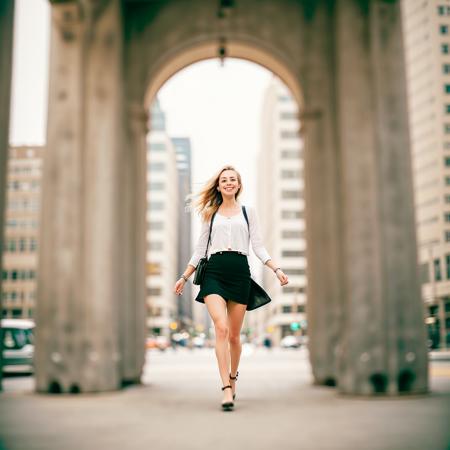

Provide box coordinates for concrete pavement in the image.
[0,346,449,450]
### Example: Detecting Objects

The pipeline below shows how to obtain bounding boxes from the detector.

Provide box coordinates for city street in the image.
[0,346,449,450]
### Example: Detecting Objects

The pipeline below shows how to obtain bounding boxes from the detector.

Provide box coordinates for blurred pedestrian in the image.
[174,165,288,411]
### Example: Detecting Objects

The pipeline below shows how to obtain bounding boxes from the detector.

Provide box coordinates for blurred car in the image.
[280,335,300,349]
[1,318,35,374]
[146,335,170,351]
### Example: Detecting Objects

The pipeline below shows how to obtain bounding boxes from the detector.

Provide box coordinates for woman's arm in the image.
[248,207,288,286]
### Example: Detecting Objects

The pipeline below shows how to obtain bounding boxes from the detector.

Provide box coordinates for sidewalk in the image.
[0,347,449,450]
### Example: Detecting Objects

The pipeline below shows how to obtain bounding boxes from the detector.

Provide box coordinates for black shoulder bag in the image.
[242,206,272,311]
[193,212,216,285]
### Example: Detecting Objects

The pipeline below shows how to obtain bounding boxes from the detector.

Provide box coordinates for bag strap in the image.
[204,211,217,257]
[242,206,250,233]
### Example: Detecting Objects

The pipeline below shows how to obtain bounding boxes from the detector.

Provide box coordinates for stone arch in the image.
[142,40,304,111]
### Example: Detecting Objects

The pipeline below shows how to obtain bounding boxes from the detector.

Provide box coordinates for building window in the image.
[443,44,450,54]
[281,149,301,159]
[446,255,450,280]
[280,112,297,120]
[282,305,292,313]
[281,169,302,179]
[441,25,449,34]
[148,221,164,230]
[443,64,450,74]
[280,130,299,139]
[446,104,450,114]
[434,258,442,281]
[149,201,164,211]
[445,176,450,185]
[29,239,37,251]
[281,210,303,219]
[149,143,165,152]
[446,230,450,242]
[148,181,164,191]
[148,162,165,172]
[149,241,163,251]
[283,268,306,275]
[282,250,306,257]
[147,287,162,296]
[19,238,26,252]
[282,230,303,239]
[445,123,450,133]
[445,85,450,94]
[445,213,450,222]
[445,194,450,203]
[282,190,303,199]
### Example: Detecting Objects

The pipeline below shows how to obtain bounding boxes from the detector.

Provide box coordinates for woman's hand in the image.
[276,269,289,286]
[174,278,186,296]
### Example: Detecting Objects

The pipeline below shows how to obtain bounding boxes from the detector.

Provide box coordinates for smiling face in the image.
[217,169,241,198]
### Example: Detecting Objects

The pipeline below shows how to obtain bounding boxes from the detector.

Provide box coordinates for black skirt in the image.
[195,251,251,305]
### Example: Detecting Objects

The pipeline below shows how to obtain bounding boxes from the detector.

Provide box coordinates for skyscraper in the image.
[255,78,306,345]
[146,100,179,338]
[2,146,42,319]
[402,0,450,349]
[172,137,193,330]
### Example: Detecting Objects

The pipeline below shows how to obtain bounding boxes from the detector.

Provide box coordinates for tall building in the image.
[2,146,42,319]
[171,137,193,330]
[146,100,179,338]
[254,77,306,345]
[402,0,450,349]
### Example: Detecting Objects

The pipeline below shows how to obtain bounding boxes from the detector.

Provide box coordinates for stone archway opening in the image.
[142,48,307,356]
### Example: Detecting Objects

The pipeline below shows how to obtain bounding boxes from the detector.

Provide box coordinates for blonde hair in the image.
[189,165,243,222]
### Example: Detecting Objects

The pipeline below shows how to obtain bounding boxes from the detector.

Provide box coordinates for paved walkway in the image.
[0,347,449,450]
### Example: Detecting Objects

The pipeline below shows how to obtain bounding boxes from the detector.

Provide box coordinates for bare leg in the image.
[204,294,233,404]
[227,300,247,397]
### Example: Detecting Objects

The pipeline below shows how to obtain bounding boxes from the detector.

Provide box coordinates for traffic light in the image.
[169,321,178,331]
[290,322,300,331]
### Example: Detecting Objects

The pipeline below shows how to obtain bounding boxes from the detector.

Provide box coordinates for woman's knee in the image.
[228,333,240,345]
[214,321,229,340]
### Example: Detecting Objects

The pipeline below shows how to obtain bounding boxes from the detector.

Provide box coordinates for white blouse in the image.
[188,205,271,268]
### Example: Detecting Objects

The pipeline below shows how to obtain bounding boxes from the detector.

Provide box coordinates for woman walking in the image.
[173,165,289,411]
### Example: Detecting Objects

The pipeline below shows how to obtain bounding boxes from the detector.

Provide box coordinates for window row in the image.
[2,269,36,281]
[7,166,41,175]
[281,304,305,313]
[438,5,450,15]
[7,199,40,212]
[7,180,40,191]
[281,169,303,179]
[282,250,306,258]
[148,162,166,172]
[2,290,36,300]
[281,210,304,219]
[3,238,38,252]
[5,219,39,229]
[2,308,31,319]
[282,286,306,294]
[281,149,302,159]
[282,230,305,239]
[281,190,304,199]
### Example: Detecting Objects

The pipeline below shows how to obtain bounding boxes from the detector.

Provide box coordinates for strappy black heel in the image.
[221,385,234,411]
[229,371,239,400]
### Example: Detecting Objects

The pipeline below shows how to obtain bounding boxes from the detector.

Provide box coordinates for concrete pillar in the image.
[0,0,15,393]
[118,101,148,385]
[301,1,343,386]
[334,0,428,395]
[35,0,126,393]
